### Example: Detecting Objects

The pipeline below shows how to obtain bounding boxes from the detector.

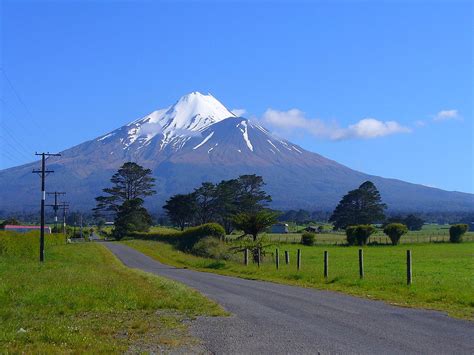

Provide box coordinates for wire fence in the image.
[224,232,474,245]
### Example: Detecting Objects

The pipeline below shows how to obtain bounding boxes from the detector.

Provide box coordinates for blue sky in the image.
[1,0,472,193]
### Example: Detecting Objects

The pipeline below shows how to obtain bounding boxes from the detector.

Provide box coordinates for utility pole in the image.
[46,192,66,233]
[79,214,83,239]
[58,202,69,237]
[32,152,61,262]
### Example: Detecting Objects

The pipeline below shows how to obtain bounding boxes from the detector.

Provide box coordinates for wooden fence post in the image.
[257,248,261,268]
[285,250,290,265]
[407,250,412,285]
[244,248,249,266]
[324,251,328,278]
[359,249,364,279]
[275,248,280,269]
[297,249,301,271]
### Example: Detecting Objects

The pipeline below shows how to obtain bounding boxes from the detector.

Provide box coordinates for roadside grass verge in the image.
[123,239,474,320]
[0,240,225,353]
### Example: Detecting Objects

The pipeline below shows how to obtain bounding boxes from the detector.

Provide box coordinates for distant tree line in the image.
[164,174,273,234]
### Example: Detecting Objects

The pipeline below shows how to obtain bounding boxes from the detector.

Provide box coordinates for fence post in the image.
[275,248,280,269]
[407,250,412,285]
[359,249,364,279]
[297,249,301,271]
[244,248,249,266]
[285,250,290,265]
[324,251,328,278]
[257,248,261,268]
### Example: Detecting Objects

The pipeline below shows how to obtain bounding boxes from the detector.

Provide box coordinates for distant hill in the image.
[1,92,473,213]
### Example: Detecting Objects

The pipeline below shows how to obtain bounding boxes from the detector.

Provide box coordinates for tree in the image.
[193,182,219,225]
[96,218,106,232]
[232,210,278,241]
[404,214,424,231]
[383,223,408,245]
[93,162,156,239]
[93,162,156,217]
[163,193,197,231]
[214,179,241,234]
[449,224,468,243]
[0,217,20,229]
[236,175,272,213]
[329,181,386,230]
[345,225,376,246]
[113,198,153,240]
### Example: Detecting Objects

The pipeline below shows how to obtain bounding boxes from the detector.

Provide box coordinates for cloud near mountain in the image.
[260,108,411,140]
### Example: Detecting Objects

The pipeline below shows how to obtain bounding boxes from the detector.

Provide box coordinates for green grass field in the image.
[124,239,474,320]
[0,232,225,353]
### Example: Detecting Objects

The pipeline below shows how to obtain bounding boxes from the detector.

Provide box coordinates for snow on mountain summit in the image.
[98,91,236,150]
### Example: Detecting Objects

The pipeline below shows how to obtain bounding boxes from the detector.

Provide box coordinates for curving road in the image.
[105,243,473,354]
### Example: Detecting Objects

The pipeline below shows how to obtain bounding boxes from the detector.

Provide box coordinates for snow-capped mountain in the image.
[0,92,473,213]
[98,92,236,152]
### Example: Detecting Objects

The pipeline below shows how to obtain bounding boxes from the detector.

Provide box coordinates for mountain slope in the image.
[0,92,473,213]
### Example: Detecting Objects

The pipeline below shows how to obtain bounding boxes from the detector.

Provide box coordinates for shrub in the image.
[449,224,468,243]
[178,223,225,251]
[191,236,230,260]
[301,232,316,246]
[345,225,376,246]
[383,223,408,245]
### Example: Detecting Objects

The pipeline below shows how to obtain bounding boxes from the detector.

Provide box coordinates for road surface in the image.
[105,243,473,354]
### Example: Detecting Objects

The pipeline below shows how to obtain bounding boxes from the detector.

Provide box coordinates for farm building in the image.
[3,225,52,234]
[270,223,289,234]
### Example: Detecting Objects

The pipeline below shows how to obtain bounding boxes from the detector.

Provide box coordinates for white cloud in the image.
[414,120,426,127]
[231,108,247,117]
[433,109,460,122]
[340,118,411,139]
[261,108,411,140]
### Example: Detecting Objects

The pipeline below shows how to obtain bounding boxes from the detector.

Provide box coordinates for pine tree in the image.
[329,181,386,229]
[93,162,156,217]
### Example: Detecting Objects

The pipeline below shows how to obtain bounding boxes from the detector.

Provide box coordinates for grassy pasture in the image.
[124,239,474,320]
[0,232,224,353]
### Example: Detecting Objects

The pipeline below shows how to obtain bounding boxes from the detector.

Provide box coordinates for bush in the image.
[449,224,468,243]
[191,236,230,260]
[383,223,408,245]
[178,223,225,251]
[301,232,316,246]
[346,225,376,246]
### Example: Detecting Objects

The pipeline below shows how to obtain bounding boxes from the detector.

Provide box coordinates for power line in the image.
[0,68,45,133]
[0,130,32,161]
[0,97,45,150]
[0,122,35,160]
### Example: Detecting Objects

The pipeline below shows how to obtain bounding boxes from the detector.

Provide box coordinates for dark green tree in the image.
[0,217,20,229]
[113,198,153,240]
[329,181,386,230]
[236,175,272,213]
[212,179,241,234]
[404,214,424,231]
[449,224,468,243]
[232,210,278,241]
[346,225,376,246]
[163,193,197,231]
[383,223,408,245]
[193,182,219,225]
[93,162,156,216]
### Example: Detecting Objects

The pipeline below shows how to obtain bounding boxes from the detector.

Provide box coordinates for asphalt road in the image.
[105,243,473,354]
